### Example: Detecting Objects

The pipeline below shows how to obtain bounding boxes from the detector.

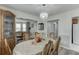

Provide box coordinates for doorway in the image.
[47,20,58,38]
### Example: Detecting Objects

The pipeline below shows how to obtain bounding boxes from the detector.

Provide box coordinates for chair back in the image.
[1,38,12,55]
[51,37,61,55]
[23,32,30,41]
[42,40,53,55]
[42,37,61,55]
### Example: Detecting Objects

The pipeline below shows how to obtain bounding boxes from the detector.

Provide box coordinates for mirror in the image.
[38,23,44,30]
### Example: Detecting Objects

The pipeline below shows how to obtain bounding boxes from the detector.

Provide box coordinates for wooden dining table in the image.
[13,40,48,55]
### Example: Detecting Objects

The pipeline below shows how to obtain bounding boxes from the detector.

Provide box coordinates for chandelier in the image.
[40,12,48,19]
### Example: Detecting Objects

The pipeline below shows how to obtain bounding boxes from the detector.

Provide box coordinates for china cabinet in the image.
[0,9,15,55]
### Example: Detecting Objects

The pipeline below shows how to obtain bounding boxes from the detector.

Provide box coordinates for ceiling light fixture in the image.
[40,12,48,19]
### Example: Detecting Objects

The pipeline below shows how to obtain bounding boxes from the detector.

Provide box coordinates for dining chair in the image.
[50,37,61,55]
[42,40,53,55]
[42,37,61,55]
[47,32,56,39]
[22,32,30,41]
[4,38,12,54]
[1,38,12,55]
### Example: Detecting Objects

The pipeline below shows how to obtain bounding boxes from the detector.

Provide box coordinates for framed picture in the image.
[38,23,44,30]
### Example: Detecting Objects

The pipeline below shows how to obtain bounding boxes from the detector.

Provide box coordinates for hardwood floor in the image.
[58,47,79,55]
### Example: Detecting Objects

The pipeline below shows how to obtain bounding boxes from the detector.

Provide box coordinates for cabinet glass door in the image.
[4,16,14,38]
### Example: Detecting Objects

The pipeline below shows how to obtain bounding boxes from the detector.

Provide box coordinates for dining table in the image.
[13,39,48,55]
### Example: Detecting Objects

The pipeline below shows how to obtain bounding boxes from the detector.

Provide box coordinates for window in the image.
[16,22,27,32]
[22,23,26,31]
[16,23,21,32]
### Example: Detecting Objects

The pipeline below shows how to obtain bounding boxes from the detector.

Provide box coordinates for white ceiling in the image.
[2,4,79,18]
